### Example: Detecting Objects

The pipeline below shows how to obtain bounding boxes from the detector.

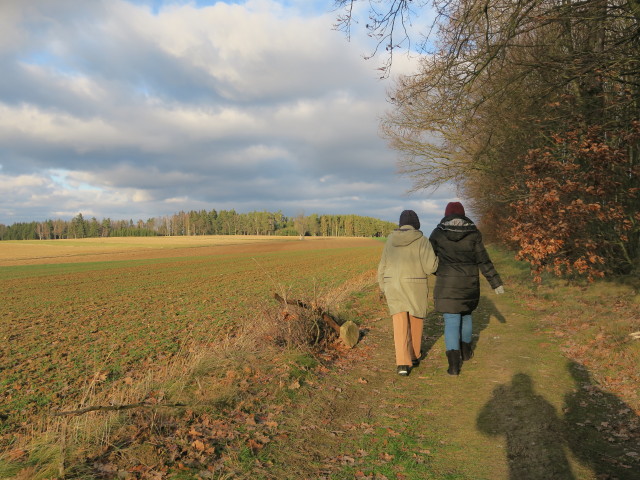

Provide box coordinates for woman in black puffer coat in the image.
[429,202,504,375]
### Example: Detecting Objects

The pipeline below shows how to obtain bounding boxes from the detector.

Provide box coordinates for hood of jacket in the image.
[436,214,478,242]
[390,226,424,247]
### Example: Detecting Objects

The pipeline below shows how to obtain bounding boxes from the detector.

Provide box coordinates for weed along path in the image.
[267,250,640,480]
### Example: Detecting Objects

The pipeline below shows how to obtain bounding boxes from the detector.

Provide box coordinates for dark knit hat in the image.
[445,202,465,217]
[399,210,420,230]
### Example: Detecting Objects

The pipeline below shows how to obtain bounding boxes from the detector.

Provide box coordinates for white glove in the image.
[495,285,505,295]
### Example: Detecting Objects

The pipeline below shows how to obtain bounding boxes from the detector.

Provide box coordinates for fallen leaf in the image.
[289,380,301,390]
[192,440,205,451]
[379,452,394,462]
[94,462,118,474]
[248,438,263,452]
[254,433,270,444]
[7,449,27,461]
[15,467,36,480]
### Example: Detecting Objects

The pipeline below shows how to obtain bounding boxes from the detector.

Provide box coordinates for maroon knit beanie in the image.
[444,202,465,217]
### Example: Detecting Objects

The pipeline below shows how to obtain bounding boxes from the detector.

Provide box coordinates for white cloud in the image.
[132,190,153,202]
[0,0,455,227]
[416,199,446,216]
[0,105,138,154]
[0,173,47,190]
[0,1,27,54]
[164,196,189,204]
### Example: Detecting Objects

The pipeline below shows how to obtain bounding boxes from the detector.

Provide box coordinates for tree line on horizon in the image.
[0,209,398,241]
[338,0,640,281]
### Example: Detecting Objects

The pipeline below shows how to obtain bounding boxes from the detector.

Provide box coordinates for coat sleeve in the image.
[475,231,503,289]
[377,240,389,291]
[428,230,440,274]
[420,237,438,275]
[428,229,439,255]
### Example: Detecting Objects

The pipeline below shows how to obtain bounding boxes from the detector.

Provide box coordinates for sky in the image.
[0,0,458,228]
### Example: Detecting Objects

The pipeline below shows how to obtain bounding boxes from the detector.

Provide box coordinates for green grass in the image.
[329,426,465,480]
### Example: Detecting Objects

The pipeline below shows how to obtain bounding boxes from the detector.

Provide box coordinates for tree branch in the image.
[54,401,187,417]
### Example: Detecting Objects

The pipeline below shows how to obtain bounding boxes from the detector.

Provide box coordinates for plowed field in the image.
[0,236,382,444]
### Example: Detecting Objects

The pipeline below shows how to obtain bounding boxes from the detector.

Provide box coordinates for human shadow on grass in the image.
[477,373,576,479]
[473,294,507,339]
[477,365,640,479]
[563,360,640,479]
[420,295,506,361]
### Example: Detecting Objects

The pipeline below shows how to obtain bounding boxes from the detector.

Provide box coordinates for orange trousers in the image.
[392,312,423,366]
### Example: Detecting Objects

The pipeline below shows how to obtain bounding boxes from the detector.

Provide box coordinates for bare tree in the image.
[336,0,640,276]
[334,0,436,76]
[294,211,307,239]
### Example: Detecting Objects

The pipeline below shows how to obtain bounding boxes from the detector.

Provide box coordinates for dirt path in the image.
[266,276,636,479]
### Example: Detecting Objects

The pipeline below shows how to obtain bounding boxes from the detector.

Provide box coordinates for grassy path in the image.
[266,251,639,479]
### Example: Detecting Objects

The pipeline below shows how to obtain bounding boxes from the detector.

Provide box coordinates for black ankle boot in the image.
[446,350,461,375]
[460,341,474,361]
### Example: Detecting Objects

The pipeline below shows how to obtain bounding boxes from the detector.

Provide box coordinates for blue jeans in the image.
[443,313,473,351]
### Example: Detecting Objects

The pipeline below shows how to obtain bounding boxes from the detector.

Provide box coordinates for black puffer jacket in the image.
[429,214,502,314]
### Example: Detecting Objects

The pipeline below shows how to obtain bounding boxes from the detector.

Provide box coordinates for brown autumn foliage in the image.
[509,122,640,282]
[346,0,640,282]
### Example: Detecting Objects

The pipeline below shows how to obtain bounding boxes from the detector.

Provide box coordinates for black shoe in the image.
[412,358,420,368]
[446,350,461,375]
[461,341,474,361]
[397,365,410,376]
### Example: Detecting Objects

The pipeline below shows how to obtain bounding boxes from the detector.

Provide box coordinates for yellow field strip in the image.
[0,235,375,266]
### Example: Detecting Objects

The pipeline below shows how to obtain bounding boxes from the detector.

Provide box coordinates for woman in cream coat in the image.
[378,210,438,375]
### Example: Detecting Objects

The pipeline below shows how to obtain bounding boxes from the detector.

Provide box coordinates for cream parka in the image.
[377,226,439,318]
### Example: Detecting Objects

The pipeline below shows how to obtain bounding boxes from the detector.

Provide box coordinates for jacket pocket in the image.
[403,277,428,283]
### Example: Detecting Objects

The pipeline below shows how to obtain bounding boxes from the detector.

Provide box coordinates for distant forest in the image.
[0,210,398,240]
